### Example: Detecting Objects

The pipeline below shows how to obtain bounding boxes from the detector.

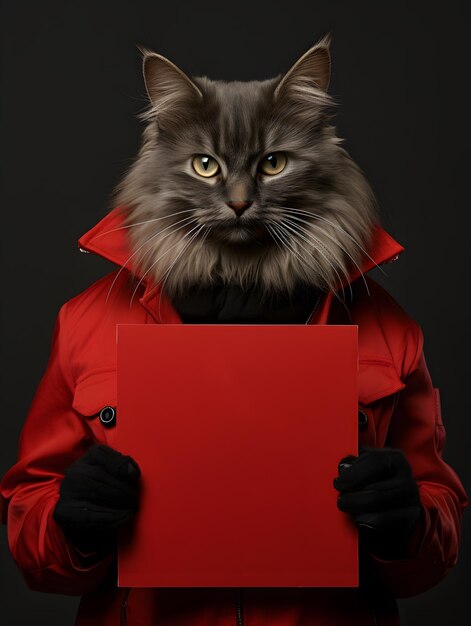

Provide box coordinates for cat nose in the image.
[226,200,253,217]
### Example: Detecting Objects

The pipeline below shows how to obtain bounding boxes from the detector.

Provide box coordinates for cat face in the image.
[115,34,377,299]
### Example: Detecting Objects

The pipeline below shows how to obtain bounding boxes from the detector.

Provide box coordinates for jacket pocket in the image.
[358,359,406,449]
[72,367,117,441]
[358,359,405,406]
[433,387,446,456]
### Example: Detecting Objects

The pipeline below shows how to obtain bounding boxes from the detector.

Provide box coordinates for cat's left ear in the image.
[273,32,332,100]
[137,45,203,128]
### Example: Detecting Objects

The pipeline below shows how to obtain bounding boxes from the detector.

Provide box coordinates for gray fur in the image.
[113,34,378,301]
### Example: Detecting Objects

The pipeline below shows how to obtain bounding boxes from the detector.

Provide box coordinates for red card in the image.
[115,324,358,588]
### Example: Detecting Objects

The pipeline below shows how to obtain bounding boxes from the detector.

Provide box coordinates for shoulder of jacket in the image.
[347,276,424,379]
[61,268,143,321]
[62,270,125,310]
[55,269,146,383]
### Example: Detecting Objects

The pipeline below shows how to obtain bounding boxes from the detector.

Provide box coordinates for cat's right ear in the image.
[136,44,203,127]
[273,33,332,100]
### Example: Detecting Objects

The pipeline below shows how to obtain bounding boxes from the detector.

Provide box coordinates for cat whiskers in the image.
[157,224,212,323]
[92,209,196,241]
[271,218,349,302]
[129,222,205,310]
[282,215,365,299]
[298,219,370,297]
[263,222,285,255]
[269,220,356,317]
[283,206,386,278]
[105,215,197,305]
[265,222,320,283]
[265,220,346,303]
[280,216,352,301]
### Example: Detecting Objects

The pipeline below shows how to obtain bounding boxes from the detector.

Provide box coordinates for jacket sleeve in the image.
[0,302,115,595]
[367,322,469,598]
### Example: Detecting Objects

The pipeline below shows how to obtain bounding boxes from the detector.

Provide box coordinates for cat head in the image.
[114,33,378,300]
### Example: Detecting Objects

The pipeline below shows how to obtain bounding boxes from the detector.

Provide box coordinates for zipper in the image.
[235,588,245,626]
[120,587,131,626]
[79,246,91,253]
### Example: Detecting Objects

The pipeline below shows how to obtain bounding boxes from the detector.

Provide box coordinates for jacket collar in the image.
[77,205,404,324]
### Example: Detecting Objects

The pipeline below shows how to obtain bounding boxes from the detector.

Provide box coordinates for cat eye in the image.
[192,155,221,178]
[258,152,287,176]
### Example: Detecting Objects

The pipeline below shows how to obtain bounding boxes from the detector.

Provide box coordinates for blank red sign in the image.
[115,324,358,588]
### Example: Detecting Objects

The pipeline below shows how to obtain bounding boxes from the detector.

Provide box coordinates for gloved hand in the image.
[53,443,141,557]
[333,445,424,559]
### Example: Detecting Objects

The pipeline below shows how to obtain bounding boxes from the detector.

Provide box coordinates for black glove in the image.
[53,443,141,557]
[333,445,424,559]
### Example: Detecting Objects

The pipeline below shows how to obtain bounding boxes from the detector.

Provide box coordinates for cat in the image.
[113,33,378,308]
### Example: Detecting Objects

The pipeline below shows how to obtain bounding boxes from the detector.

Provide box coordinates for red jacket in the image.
[0,206,468,626]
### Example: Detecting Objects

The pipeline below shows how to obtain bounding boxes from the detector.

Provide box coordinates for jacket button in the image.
[99,406,116,427]
[358,408,368,431]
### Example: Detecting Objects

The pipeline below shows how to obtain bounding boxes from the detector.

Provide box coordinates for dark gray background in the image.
[1,1,469,624]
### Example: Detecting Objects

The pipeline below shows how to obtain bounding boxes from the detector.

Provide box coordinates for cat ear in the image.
[273,32,332,101]
[137,45,203,126]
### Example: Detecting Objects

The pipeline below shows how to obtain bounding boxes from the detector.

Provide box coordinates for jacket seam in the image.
[75,366,117,386]
[418,479,465,506]
[49,302,76,399]
[58,301,77,390]
[359,358,398,367]
[404,323,424,379]
[360,382,406,405]
[433,388,442,425]
[22,555,112,574]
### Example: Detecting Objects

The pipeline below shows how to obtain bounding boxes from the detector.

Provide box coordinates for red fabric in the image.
[0,206,468,626]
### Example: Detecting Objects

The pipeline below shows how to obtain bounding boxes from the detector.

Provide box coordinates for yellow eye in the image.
[258,152,287,176]
[192,154,220,178]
